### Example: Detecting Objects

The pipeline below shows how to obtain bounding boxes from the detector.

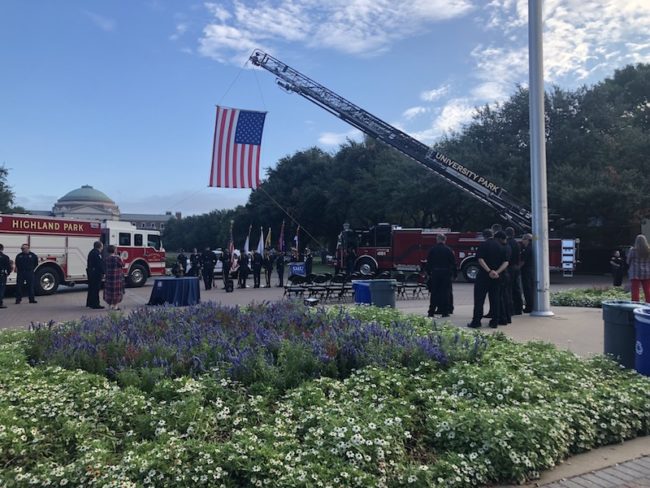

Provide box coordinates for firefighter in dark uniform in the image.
[468,229,509,328]
[188,248,202,277]
[86,240,105,309]
[201,247,217,290]
[221,250,232,289]
[425,233,456,317]
[15,243,39,304]
[505,227,523,315]
[276,250,285,287]
[263,250,275,288]
[239,252,250,288]
[494,231,512,325]
[304,248,313,276]
[177,249,188,276]
[520,233,534,313]
[251,250,263,288]
[0,244,12,308]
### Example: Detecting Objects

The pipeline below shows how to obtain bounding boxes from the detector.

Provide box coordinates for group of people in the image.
[173,247,314,291]
[610,234,650,302]
[424,225,535,328]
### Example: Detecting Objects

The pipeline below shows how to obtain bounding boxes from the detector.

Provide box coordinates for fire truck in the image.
[0,214,166,295]
[338,223,576,281]
[249,50,579,279]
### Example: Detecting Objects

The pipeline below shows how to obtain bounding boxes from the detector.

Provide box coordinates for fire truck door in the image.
[67,237,95,278]
[3,235,25,285]
[29,234,66,270]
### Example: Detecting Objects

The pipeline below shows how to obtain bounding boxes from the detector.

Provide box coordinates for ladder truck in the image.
[249,50,578,278]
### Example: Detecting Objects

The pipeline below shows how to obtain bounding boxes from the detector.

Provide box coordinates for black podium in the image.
[148,277,201,306]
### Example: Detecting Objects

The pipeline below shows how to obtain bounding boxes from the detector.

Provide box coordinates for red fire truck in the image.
[250,51,579,279]
[339,223,577,281]
[0,214,166,295]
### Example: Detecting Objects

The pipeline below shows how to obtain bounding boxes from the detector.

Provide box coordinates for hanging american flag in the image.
[210,106,267,189]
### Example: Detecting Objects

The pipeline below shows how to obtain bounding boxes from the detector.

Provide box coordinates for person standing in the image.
[263,250,274,288]
[251,250,263,288]
[221,250,232,289]
[610,250,625,287]
[15,243,38,304]
[494,231,512,325]
[467,229,508,329]
[276,250,285,287]
[188,248,202,277]
[103,245,124,310]
[239,252,250,288]
[305,248,313,276]
[505,227,523,315]
[0,244,12,308]
[86,241,104,309]
[425,233,456,317]
[520,234,534,313]
[229,252,240,284]
[201,247,217,290]
[627,234,650,302]
[177,249,188,276]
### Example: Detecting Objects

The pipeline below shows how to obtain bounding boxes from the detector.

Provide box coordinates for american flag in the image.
[210,106,267,189]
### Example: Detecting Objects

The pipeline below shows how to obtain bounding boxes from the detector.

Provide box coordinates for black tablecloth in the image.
[148,277,201,306]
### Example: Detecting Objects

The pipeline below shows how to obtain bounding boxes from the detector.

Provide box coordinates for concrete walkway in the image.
[1,274,648,487]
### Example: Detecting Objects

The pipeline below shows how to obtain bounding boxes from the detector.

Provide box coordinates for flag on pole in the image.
[257,227,264,255]
[265,227,272,250]
[244,225,252,253]
[228,220,234,255]
[278,220,285,252]
[210,106,267,189]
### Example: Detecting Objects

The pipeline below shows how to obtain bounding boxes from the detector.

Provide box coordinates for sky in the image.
[1,0,649,216]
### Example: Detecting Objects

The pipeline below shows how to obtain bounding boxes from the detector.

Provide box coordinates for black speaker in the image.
[225,279,234,293]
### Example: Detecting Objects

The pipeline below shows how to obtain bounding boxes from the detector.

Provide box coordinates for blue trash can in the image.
[633,307,650,376]
[602,300,645,368]
[352,281,371,305]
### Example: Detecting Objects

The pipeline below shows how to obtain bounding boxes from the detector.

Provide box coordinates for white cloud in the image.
[170,22,188,41]
[420,85,450,102]
[198,0,473,61]
[402,106,428,120]
[318,129,363,146]
[84,11,116,32]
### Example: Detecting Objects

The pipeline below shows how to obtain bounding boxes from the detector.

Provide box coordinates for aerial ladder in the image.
[249,49,533,232]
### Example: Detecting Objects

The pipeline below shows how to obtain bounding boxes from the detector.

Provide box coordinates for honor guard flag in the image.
[210,106,267,189]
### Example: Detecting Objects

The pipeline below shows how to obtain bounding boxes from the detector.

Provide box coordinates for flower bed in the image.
[550,287,631,308]
[1,303,649,487]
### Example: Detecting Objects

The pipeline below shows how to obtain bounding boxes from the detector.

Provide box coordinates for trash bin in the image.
[368,279,397,308]
[602,300,644,368]
[633,307,650,376]
[352,281,371,305]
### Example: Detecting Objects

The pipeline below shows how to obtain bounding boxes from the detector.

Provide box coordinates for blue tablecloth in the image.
[148,277,201,306]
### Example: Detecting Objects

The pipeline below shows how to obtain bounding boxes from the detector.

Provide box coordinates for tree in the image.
[0,166,18,213]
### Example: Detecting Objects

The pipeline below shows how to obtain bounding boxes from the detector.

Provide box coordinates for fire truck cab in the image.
[0,214,166,295]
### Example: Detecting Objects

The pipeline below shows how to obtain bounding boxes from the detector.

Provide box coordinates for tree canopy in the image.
[162,63,650,251]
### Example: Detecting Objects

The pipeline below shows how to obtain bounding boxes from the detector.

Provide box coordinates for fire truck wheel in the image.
[461,261,480,283]
[35,267,60,295]
[356,257,377,276]
[127,264,147,287]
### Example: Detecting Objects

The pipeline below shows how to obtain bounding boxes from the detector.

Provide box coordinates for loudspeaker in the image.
[225,279,234,293]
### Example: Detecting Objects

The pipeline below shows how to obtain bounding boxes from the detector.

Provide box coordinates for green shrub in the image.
[551,287,630,307]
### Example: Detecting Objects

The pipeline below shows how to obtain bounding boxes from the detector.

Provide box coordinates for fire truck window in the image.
[147,234,161,250]
[119,233,131,246]
[375,226,391,247]
[134,234,143,246]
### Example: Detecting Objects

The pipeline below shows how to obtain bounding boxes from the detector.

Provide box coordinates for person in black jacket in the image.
[221,250,232,289]
[201,247,217,290]
[520,234,534,313]
[263,250,274,288]
[495,231,512,325]
[239,252,250,288]
[177,249,188,276]
[610,250,625,287]
[15,243,39,304]
[0,244,13,308]
[304,248,313,276]
[506,227,524,315]
[86,241,104,309]
[251,250,263,288]
[425,233,456,317]
[467,229,509,328]
[276,250,285,287]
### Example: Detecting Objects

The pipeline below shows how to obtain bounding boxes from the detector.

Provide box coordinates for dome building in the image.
[52,185,120,220]
[25,184,181,231]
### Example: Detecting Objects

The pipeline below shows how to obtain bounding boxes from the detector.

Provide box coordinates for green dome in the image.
[58,185,114,204]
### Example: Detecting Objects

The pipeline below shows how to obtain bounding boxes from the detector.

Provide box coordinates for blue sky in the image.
[1,0,649,216]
